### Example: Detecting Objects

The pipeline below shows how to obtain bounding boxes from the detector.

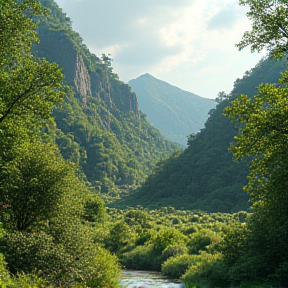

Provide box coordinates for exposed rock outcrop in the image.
[35,24,139,115]
[74,54,91,104]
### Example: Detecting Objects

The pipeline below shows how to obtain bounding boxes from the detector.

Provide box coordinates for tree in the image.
[224,73,288,280]
[237,0,288,58]
[0,0,64,126]
[0,142,78,231]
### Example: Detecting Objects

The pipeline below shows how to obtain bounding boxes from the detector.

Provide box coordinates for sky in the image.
[54,0,265,99]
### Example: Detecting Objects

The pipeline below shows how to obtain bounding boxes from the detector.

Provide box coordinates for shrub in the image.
[161,244,188,262]
[182,252,227,287]
[1,231,74,283]
[187,231,211,254]
[85,246,120,288]
[152,229,186,254]
[120,245,154,271]
[0,253,12,287]
[162,254,199,279]
[135,230,154,246]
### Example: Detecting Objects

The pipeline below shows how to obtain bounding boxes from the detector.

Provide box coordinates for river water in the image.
[120,270,185,288]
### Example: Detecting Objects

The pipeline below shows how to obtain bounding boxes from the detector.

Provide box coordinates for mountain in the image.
[128,74,216,146]
[117,57,286,212]
[33,0,179,197]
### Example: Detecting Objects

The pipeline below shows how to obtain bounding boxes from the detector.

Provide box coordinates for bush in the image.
[120,245,155,271]
[182,252,228,287]
[162,254,199,279]
[1,231,74,283]
[187,231,212,254]
[152,228,186,254]
[85,246,120,288]
[0,253,12,287]
[161,244,188,262]
[10,273,49,288]
[135,230,154,246]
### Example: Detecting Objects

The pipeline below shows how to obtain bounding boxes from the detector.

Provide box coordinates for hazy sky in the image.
[54,0,264,99]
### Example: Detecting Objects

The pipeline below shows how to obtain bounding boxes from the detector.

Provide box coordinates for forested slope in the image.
[128,73,216,146]
[34,0,178,197]
[118,57,286,212]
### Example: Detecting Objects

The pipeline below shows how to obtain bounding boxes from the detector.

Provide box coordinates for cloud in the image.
[58,0,194,47]
[54,0,263,98]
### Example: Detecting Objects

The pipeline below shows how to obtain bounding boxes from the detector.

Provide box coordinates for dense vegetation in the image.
[104,207,249,285]
[0,0,120,287]
[118,57,286,213]
[128,73,216,146]
[1,0,288,287]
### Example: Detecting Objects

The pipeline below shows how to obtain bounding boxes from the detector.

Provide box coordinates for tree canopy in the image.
[237,0,288,58]
[0,0,64,126]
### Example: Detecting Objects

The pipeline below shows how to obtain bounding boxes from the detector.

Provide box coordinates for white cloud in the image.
[54,0,263,99]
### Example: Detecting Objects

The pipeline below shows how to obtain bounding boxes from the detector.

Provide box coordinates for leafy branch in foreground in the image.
[237,0,288,58]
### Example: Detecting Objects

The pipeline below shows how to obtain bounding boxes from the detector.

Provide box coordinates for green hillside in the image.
[34,0,179,198]
[117,57,286,212]
[129,74,216,146]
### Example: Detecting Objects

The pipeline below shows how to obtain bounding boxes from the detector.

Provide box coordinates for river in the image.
[120,270,185,288]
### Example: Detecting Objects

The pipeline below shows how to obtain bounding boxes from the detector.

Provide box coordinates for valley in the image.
[0,0,288,287]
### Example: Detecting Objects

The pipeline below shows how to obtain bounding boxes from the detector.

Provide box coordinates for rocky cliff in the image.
[36,22,139,116]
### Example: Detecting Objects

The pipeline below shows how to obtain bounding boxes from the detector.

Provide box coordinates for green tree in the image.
[105,221,132,253]
[224,74,288,281]
[0,0,64,126]
[83,194,105,223]
[237,0,288,58]
[0,142,78,231]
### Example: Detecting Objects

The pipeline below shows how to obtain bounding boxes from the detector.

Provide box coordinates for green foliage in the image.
[0,142,77,231]
[110,207,238,279]
[9,273,49,288]
[161,244,188,262]
[0,253,12,287]
[0,0,46,63]
[182,252,226,287]
[151,228,186,254]
[105,221,132,254]
[84,246,120,288]
[124,209,151,232]
[237,0,288,58]
[0,1,120,287]
[221,223,249,267]
[0,0,64,127]
[162,254,200,279]
[187,231,212,255]
[120,245,155,271]
[83,195,105,223]
[1,231,73,281]
[224,19,288,280]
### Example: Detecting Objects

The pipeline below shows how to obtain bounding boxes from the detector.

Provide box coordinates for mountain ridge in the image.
[128,73,216,146]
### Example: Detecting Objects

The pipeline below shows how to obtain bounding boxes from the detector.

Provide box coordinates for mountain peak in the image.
[136,73,155,80]
[128,75,216,146]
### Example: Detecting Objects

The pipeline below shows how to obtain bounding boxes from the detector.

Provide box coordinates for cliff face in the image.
[36,23,139,115]
[74,54,92,103]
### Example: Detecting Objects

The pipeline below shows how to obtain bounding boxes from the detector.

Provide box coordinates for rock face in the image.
[36,24,139,115]
[74,54,92,103]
